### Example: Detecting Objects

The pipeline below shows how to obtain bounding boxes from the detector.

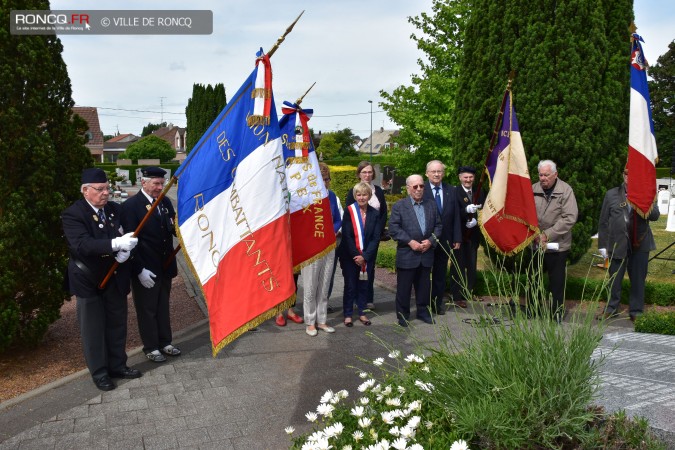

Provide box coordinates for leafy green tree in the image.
[452,0,633,262]
[316,133,341,159]
[649,40,675,170]
[0,0,93,352]
[380,0,470,176]
[332,128,359,157]
[141,121,167,137]
[185,83,227,154]
[125,135,176,162]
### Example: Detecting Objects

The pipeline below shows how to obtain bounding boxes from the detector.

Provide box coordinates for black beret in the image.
[142,167,167,178]
[457,165,476,175]
[81,168,107,184]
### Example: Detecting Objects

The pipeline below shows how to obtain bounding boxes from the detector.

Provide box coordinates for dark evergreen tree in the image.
[185,83,227,153]
[0,0,92,352]
[648,40,675,170]
[141,121,167,137]
[452,0,633,262]
[380,0,470,176]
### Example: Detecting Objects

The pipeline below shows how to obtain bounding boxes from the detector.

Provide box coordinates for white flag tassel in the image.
[247,51,272,127]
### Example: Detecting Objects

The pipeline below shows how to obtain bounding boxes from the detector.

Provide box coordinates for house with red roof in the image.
[72,106,105,162]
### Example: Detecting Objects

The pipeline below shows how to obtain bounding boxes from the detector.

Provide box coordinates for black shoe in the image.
[417,314,434,324]
[435,305,446,315]
[94,376,116,391]
[397,319,409,327]
[109,367,142,379]
[327,305,335,313]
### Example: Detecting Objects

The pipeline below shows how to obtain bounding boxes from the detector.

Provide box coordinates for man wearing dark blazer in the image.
[451,165,487,308]
[389,174,442,326]
[424,160,462,315]
[121,167,180,363]
[62,168,141,391]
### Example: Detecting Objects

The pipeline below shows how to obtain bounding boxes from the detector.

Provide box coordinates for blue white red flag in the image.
[279,101,336,271]
[626,33,658,218]
[174,49,295,355]
[480,89,539,255]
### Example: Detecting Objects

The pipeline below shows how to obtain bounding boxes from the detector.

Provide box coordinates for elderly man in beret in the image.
[62,168,141,391]
[451,165,487,308]
[122,167,181,363]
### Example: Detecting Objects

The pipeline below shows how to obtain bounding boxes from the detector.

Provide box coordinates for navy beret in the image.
[81,168,107,184]
[457,165,476,175]
[142,167,167,178]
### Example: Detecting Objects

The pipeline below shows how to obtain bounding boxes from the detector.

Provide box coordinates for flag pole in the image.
[100,13,305,288]
[295,82,316,107]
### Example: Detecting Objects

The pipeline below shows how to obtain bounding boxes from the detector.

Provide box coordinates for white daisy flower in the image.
[357,379,376,392]
[425,420,433,429]
[314,437,332,450]
[407,400,422,411]
[317,403,335,417]
[400,425,415,439]
[382,385,392,395]
[284,426,295,434]
[305,411,318,422]
[450,439,470,450]
[407,415,421,429]
[385,397,401,407]
[350,405,365,417]
[358,417,372,428]
[373,357,384,366]
[352,430,364,441]
[388,350,401,359]
[359,397,370,405]
[381,411,395,424]
[404,354,424,363]
[388,425,400,437]
[320,390,334,404]
[358,372,368,379]
[408,445,424,450]
[397,385,406,394]
[391,437,408,450]
[342,445,353,450]
[421,365,430,373]
[338,390,349,399]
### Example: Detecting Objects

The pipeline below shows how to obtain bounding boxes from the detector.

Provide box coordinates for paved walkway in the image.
[1,267,674,449]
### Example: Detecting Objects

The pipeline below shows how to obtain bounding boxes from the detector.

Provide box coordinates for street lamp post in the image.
[368,100,373,162]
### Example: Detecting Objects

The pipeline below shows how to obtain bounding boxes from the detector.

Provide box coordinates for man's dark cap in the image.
[457,165,476,175]
[142,167,167,178]
[81,168,107,184]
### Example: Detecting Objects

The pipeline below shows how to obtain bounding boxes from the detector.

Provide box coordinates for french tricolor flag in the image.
[175,50,295,355]
[480,89,539,255]
[626,33,658,218]
[279,102,336,270]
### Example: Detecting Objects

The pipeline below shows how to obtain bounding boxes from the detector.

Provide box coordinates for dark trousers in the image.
[366,245,379,304]
[131,275,172,353]
[606,251,649,315]
[431,246,450,312]
[341,259,368,317]
[528,251,568,319]
[451,243,478,301]
[395,265,431,321]
[76,287,128,380]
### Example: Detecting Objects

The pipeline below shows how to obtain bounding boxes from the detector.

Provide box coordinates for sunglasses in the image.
[409,184,425,189]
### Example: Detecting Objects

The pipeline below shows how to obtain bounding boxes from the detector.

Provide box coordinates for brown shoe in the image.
[629,314,637,323]
[454,300,468,309]
[596,311,619,321]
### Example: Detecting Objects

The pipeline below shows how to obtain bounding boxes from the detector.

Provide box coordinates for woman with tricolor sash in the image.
[339,182,382,327]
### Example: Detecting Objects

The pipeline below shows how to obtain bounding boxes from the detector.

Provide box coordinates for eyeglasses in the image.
[409,184,425,190]
[428,170,444,174]
[87,185,110,192]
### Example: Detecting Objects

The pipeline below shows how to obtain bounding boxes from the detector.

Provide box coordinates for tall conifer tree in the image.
[452,0,633,261]
[0,0,92,351]
[185,83,227,153]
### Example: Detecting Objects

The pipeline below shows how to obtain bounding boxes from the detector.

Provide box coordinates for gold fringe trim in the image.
[286,156,309,165]
[626,195,657,220]
[250,88,271,99]
[287,141,310,150]
[478,211,540,256]
[212,294,296,357]
[247,115,270,126]
[292,242,336,273]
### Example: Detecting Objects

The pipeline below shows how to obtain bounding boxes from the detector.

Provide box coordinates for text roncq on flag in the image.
[174,49,295,355]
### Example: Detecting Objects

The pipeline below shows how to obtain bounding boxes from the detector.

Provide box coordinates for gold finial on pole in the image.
[507,71,516,90]
[266,11,305,58]
[295,82,316,106]
[629,21,637,43]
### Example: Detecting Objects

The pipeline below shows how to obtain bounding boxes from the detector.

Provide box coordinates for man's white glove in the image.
[466,218,478,229]
[115,250,130,264]
[112,232,138,251]
[138,268,157,289]
[466,204,479,214]
[599,248,608,259]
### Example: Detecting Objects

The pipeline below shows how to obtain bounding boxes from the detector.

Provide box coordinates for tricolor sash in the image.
[348,203,368,280]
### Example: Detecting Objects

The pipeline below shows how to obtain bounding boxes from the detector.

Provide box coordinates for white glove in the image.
[599,248,608,259]
[466,204,479,214]
[138,268,157,289]
[112,232,138,251]
[466,218,478,229]
[115,250,130,263]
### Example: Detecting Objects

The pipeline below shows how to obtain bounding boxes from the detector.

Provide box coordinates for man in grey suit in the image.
[389,174,443,326]
[597,168,660,322]
[423,160,461,315]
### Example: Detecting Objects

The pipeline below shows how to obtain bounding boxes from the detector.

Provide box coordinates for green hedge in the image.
[634,311,675,335]
[375,245,675,307]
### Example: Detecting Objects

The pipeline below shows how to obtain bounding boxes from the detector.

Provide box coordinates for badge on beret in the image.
[93,214,99,222]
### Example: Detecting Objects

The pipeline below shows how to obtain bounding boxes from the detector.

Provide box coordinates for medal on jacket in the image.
[146,204,151,211]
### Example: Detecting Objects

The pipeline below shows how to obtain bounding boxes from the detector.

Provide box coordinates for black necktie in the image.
[467,189,472,201]
[97,209,106,224]
[434,186,442,213]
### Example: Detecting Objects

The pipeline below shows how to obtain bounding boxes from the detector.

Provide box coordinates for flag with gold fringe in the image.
[626,32,658,218]
[479,88,539,255]
[279,101,336,270]
[174,49,295,355]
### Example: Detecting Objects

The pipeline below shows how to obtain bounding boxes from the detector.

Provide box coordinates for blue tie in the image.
[434,186,442,213]
[414,202,426,233]
[97,209,106,224]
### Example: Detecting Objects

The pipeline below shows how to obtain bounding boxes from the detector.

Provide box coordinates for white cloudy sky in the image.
[51,0,673,138]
